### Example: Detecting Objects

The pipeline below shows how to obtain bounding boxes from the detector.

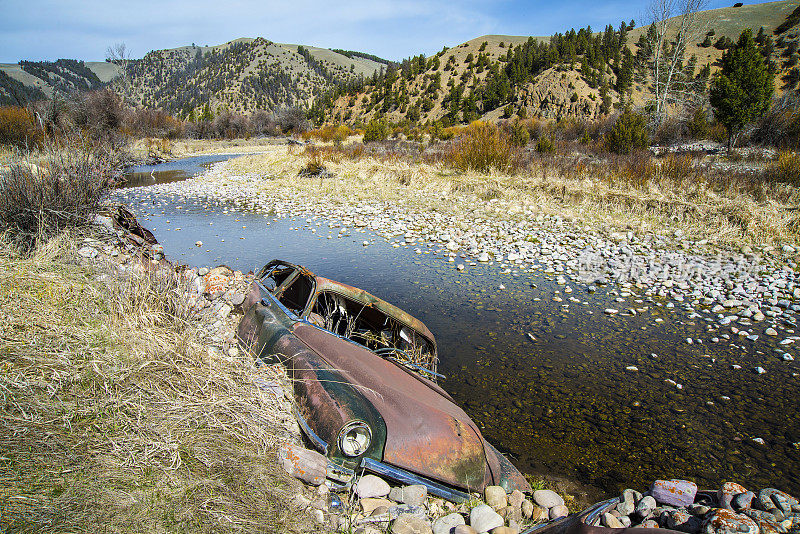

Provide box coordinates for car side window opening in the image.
[311,291,435,370]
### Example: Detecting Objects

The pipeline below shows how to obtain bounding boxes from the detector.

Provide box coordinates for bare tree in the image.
[105,42,131,86]
[643,0,709,127]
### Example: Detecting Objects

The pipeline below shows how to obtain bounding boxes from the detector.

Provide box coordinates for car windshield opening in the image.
[310,291,436,373]
[261,264,295,292]
[278,274,314,315]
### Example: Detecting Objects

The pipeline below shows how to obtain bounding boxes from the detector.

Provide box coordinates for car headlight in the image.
[338,421,372,457]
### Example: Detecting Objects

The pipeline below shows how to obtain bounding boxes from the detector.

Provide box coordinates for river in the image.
[114,156,800,497]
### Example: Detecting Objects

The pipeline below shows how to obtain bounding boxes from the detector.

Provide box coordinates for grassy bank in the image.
[0,233,306,532]
[219,140,800,249]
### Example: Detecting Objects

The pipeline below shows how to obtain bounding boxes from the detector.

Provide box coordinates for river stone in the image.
[356,475,391,498]
[760,489,798,514]
[432,513,466,534]
[470,504,504,533]
[743,509,777,522]
[667,508,702,533]
[509,490,524,511]
[637,496,657,518]
[732,492,755,511]
[603,512,624,528]
[453,526,478,534]
[719,482,748,510]
[390,485,428,507]
[485,486,508,510]
[373,506,390,517]
[392,513,433,534]
[550,505,569,519]
[362,498,395,514]
[489,528,516,534]
[533,489,564,509]
[702,509,759,534]
[521,500,534,519]
[641,520,660,528]
[652,479,698,507]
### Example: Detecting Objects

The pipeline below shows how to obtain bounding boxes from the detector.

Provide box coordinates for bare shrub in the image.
[0,139,118,238]
[767,151,800,185]
[72,89,128,144]
[751,95,800,149]
[275,107,309,135]
[661,153,697,181]
[213,111,251,139]
[125,108,184,138]
[0,105,43,149]
[251,110,278,136]
[654,117,687,146]
[445,121,519,173]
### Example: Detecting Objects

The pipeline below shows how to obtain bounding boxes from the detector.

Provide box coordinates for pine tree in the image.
[710,29,774,148]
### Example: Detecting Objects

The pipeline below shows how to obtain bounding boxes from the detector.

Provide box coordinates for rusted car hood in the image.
[293,323,490,490]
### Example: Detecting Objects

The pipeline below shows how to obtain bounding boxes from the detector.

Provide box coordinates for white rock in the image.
[469,504,503,533]
[355,475,391,498]
[533,489,564,508]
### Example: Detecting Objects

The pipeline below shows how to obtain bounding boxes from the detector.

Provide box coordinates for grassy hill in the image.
[315,0,799,126]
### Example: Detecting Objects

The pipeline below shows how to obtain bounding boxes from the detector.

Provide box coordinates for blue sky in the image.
[0,0,775,63]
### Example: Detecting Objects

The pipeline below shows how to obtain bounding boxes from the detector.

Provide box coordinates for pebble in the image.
[484,486,507,510]
[390,485,428,507]
[355,475,391,498]
[78,246,99,258]
[469,505,504,533]
[533,489,564,509]
[392,514,433,534]
[432,513,466,534]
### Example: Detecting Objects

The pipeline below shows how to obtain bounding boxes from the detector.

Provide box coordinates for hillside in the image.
[0,60,116,106]
[0,38,387,114]
[315,0,800,126]
[113,37,387,117]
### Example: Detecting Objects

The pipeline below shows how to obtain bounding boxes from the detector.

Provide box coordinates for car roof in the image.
[262,259,437,348]
[313,276,437,349]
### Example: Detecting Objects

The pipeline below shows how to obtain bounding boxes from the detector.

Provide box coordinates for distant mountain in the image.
[0,59,116,106]
[112,38,389,117]
[0,37,389,115]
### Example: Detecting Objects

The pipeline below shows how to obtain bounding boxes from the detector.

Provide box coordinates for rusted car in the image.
[237,259,531,501]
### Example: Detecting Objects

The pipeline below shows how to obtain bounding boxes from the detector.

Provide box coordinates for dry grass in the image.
[221,143,800,247]
[0,232,306,533]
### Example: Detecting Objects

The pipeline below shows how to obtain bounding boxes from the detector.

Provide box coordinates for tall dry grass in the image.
[0,232,306,532]
[222,141,800,247]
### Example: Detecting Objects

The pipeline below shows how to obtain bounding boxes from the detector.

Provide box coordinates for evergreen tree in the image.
[710,29,774,148]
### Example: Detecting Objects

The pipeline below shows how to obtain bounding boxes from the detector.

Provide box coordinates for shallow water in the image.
[113,160,800,497]
[121,155,240,189]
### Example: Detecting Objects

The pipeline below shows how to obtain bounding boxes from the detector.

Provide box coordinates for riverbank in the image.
[143,144,800,348]
[0,228,310,532]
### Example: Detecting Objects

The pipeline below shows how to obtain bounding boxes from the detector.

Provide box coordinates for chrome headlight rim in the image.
[338,420,372,457]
